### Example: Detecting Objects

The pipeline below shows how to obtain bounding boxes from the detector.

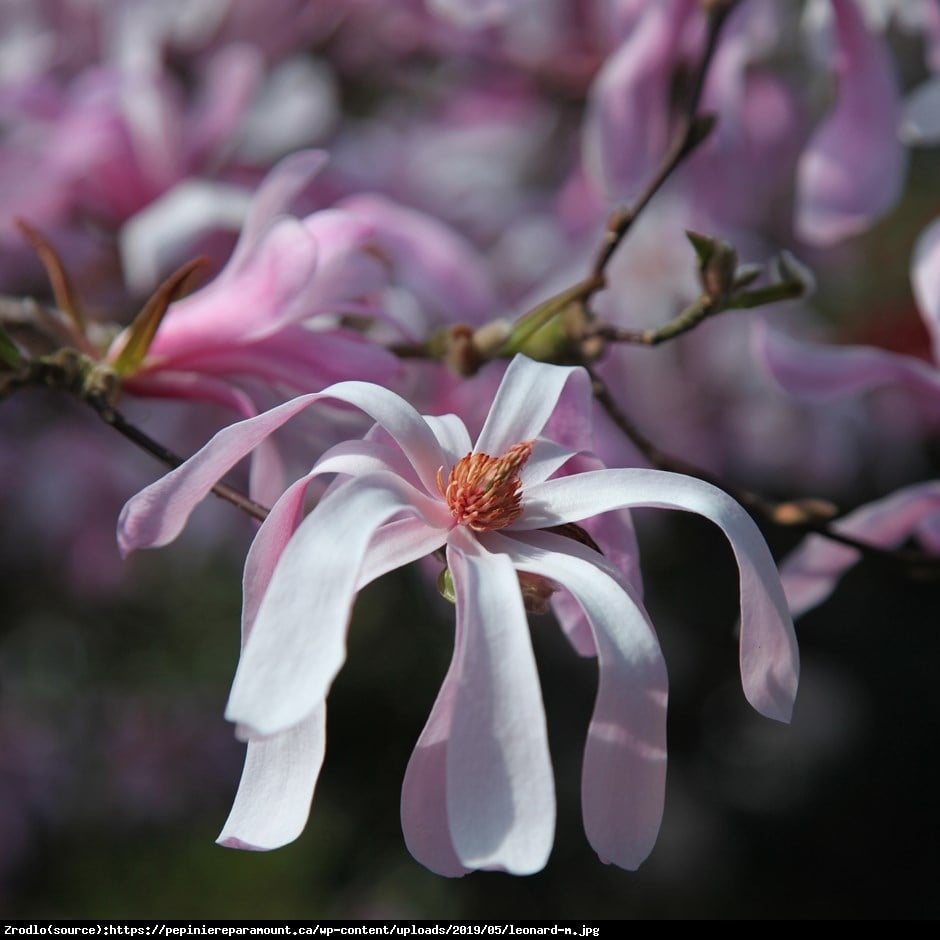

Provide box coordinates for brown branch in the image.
[587,366,940,574]
[588,1,737,288]
[85,395,271,523]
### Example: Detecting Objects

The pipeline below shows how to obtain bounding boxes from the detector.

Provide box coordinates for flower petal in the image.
[517,469,798,722]
[444,527,555,874]
[912,216,940,364]
[755,322,940,403]
[489,529,667,870]
[401,629,471,878]
[217,706,325,851]
[582,0,697,201]
[227,472,448,737]
[228,149,328,271]
[795,0,906,244]
[781,481,940,616]
[118,382,448,553]
[474,355,589,457]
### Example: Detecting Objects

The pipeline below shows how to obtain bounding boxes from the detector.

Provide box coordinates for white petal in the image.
[488,530,667,870]
[474,355,589,456]
[517,469,799,722]
[423,413,473,467]
[217,706,326,851]
[229,149,328,272]
[118,382,447,553]
[401,630,471,878]
[227,472,449,736]
[444,527,555,874]
[912,216,940,365]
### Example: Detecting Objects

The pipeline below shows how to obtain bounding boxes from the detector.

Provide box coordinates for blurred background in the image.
[2,0,940,919]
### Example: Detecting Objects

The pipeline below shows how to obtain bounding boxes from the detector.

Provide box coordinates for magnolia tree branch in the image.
[587,366,940,576]
[587,0,737,289]
[2,352,270,523]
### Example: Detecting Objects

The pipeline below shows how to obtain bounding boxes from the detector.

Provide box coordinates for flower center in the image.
[438,440,534,532]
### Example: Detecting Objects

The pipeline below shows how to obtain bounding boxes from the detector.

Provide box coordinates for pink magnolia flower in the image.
[756,215,940,612]
[118,355,798,875]
[795,0,907,244]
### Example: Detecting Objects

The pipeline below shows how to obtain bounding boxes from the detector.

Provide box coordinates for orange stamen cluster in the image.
[438,440,534,532]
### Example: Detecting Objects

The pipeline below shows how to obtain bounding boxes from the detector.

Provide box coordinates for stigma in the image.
[438,440,534,531]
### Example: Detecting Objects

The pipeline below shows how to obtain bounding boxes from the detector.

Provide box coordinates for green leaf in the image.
[0,325,22,369]
[111,258,207,377]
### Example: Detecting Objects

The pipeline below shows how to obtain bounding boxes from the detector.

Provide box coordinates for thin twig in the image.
[588,2,737,287]
[587,366,940,574]
[85,396,271,523]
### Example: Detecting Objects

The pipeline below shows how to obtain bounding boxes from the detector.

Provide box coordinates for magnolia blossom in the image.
[119,355,798,876]
[757,215,940,613]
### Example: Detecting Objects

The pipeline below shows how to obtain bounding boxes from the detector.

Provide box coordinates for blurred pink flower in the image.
[757,215,940,612]
[119,355,798,875]
[795,0,907,244]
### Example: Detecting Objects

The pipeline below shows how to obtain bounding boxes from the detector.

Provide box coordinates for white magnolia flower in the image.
[119,355,799,876]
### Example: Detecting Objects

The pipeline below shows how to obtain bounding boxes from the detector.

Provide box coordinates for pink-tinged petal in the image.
[518,440,578,488]
[227,472,449,737]
[491,530,667,870]
[217,706,325,851]
[300,209,389,313]
[516,469,798,722]
[912,216,940,364]
[240,436,415,643]
[121,371,257,417]
[423,415,474,468]
[337,194,498,330]
[229,149,328,271]
[550,591,598,658]
[756,323,940,402]
[145,215,319,356]
[118,383,449,553]
[119,179,252,294]
[242,440,438,641]
[185,44,263,168]
[582,0,697,200]
[444,527,555,875]
[781,481,940,616]
[401,628,471,878]
[474,355,590,457]
[143,327,401,394]
[795,0,906,244]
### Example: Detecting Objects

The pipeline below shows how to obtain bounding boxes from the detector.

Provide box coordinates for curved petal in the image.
[118,382,447,553]
[474,355,589,457]
[217,706,325,851]
[488,530,667,871]
[516,469,798,722]
[241,438,416,641]
[228,149,328,271]
[582,0,697,200]
[912,216,940,364]
[795,0,906,244]
[227,472,449,736]
[755,323,940,403]
[781,481,940,616]
[444,527,555,875]
[147,215,320,356]
[423,414,473,468]
[401,621,471,878]
[119,179,252,294]
[337,193,498,329]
